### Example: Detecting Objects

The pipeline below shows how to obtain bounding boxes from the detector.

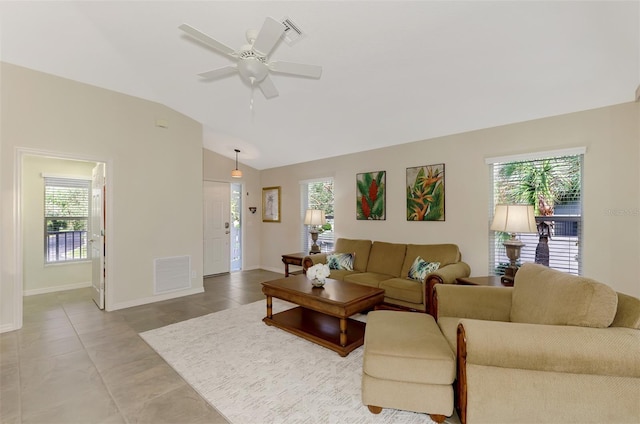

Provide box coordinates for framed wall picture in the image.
[356,171,386,220]
[406,164,445,221]
[262,186,281,222]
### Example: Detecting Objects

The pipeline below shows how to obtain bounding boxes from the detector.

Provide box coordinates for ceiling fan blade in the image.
[268,61,323,79]
[198,65,238,80]
[258,75,279,99]
[252,17,285,57]
[179,23,236,57]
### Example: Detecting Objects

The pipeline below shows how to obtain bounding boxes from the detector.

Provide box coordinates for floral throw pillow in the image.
[327,253,354,271]
[407,256,440,281]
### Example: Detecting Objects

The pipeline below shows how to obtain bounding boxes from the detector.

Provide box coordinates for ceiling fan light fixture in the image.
[231,149,243,178]
[237,58,268,83]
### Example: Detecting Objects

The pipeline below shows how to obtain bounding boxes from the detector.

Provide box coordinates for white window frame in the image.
[486,147,585,276]
[300,177,334,254]
[44,175,91,263]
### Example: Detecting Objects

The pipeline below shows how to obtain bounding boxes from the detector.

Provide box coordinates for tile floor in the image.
[0,269,283,424]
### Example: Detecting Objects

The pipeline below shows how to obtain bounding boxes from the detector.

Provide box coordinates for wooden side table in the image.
[281,252,307,277]
[456,276,511,287]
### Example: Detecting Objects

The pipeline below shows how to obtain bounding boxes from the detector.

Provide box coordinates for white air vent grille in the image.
[154,256,191,294]
[281,17,304,45]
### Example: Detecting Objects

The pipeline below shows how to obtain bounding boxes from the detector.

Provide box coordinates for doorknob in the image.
[225,231,230,234]
[225,222,230,229]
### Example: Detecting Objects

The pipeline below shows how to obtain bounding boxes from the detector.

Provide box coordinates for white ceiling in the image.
[1,1,638,170]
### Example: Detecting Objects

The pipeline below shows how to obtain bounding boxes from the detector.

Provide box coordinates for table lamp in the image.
[304,209,326,254]
[490,204,537,285]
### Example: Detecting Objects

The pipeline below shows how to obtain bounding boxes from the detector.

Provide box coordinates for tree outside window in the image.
[491,155,582,275]
[44,178,90,262]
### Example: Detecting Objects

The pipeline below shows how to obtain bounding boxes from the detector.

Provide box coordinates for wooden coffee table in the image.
[261,274,385,357]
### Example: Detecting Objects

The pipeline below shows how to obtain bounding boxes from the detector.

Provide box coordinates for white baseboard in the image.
[0,323,18,334]
[24,281,92,296]
[108,286,204,311]
[262,266,285,275]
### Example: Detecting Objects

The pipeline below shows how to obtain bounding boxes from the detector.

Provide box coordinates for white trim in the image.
[41,173,91,180]
[108,287,204,311]
[13,148,24,331]
[299,176,333,185]
[485,147,587,165]
[24,281,92,296]
[0,324,17,333]
[262,265,284,275]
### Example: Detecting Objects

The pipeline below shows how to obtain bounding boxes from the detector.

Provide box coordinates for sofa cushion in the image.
[610,292,640,329]
[511,263,619,328]
[366,241,406,277]
[363,311,456,385]
[327,252,354,271]
[407,256,440,281]
[344,272,393,288]
[400,244,461,278]
[327,269,360,281]
[334,238,371,272]
[379,278,423,304]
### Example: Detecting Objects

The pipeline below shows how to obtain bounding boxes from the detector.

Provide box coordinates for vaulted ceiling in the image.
[1,1,638,170]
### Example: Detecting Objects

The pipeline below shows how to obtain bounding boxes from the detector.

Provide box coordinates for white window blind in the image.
[300,178,334,254]
[488,152,583,275]
[44,177,91,263]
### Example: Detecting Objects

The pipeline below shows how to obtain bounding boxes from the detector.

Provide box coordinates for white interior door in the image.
[90,163,105,309]
[204,181,230,276]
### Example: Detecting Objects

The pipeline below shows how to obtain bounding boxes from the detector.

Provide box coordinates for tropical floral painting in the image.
[406,164,445,221]
[356,171,386,220]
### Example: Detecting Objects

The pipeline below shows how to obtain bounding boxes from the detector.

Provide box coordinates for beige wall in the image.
[261,102,640,297]
[22,156,95,294]
[1,63,204,331]
[2,62,638,333]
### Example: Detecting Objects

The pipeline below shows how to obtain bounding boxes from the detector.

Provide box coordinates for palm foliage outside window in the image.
[301,179,334,253]
[44,177,90,263]
[490,154,583,275]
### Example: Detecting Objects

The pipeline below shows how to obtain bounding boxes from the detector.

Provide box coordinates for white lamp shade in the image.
[490,204,537,233]
[304,209,326,226]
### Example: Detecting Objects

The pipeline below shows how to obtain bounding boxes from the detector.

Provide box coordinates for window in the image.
[488,149,583,275]
[300,178,334,253]
[44,177,90,263]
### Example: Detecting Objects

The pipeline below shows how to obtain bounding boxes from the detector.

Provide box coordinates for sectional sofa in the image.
[303,238,471,314]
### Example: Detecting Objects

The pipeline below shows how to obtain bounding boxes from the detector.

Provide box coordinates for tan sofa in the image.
[435,263,640,424]
[303,238,470,314]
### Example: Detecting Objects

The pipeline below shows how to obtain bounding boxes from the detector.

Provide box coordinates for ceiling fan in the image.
[179,17,322,99]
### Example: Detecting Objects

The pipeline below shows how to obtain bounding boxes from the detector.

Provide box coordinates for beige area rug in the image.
[140,299,457,424]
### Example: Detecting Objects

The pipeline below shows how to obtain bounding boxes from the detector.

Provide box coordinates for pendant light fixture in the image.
[231,149,243,178]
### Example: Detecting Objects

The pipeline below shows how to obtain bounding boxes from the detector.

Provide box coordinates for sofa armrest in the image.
[302,253,328,271]
[458,319,640,377]
[428,261,471,285]
[425,261,471,316]
[434,284,512,321]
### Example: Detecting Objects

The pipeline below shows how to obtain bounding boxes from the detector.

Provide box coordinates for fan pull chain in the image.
[249,77,255,115]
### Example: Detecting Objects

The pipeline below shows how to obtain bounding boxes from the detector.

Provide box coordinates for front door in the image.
[90,163,105,309]
[203,181,230,276]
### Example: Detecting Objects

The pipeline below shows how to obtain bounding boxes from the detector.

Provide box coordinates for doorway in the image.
[203,181,242,276]
[17,149,109,320]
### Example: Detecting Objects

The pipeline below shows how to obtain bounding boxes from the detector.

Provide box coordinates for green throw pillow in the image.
[407,256,440,281]
[327,253,354,271]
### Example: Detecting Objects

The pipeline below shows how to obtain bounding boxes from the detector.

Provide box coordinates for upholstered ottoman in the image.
[362,310,456,423]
